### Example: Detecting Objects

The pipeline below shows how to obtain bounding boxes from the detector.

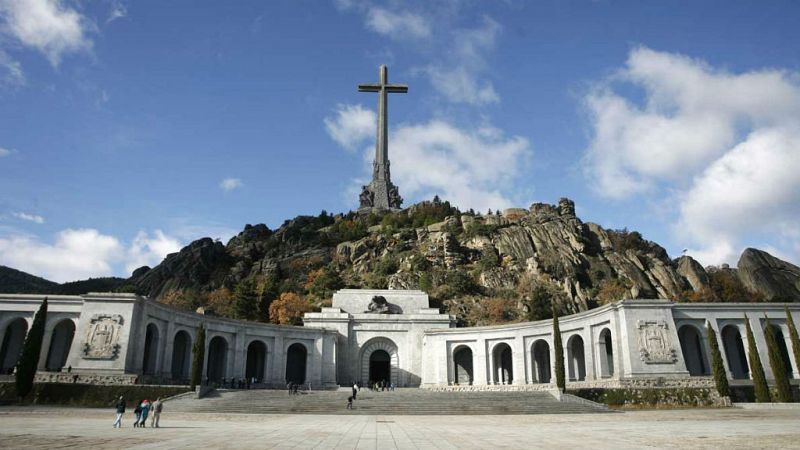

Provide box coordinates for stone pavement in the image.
[0,406,799,449]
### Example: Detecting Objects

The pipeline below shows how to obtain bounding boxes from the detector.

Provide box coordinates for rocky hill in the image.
[3,198,797,325]
[125,198,798,324]
[0,265,127,295]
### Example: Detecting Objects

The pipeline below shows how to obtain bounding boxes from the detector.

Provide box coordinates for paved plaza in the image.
[0,406,799,449]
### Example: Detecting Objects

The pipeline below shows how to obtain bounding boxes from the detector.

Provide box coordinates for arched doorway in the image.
[567,335,586,381]
[359,338,399,386]
[207,336,228,383]
[678,325,709,376]
[285,343,307,384]
[171,330,191,380]
[246,340,267,382]
[721,325,749,379]
[369,349,391,384]
[45,319,75,371]
[493,343,513,384]
[532,340,551,383]
[453,346,473,385]
[142,323,160,375]
[598,329,614,378]
[766,324,793,377]
[0,318,28,374]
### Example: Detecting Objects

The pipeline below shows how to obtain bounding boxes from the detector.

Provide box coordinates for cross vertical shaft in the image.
[357,65,407,210]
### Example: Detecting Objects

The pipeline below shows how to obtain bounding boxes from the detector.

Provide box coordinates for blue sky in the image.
[1,0,800,282]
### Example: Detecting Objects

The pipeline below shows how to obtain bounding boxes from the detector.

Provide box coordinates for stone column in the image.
[271,335,285,386]
[160,320,175,380]
[512,337,525,385]
[474,339,488,386]
[37,321,55,370]
[233,329,246,380]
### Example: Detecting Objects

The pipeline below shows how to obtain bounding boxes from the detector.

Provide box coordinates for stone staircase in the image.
[164,387,609,415]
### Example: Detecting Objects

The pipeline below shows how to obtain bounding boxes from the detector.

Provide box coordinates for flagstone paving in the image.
[0,406,798,449]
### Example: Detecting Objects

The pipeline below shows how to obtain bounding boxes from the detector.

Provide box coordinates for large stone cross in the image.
[357,65,406,210]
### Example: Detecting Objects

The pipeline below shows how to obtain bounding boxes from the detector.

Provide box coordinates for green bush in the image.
[765,317,793,402]
[16,297,47,399]
[745,316,771,402]
[190,324,205,391]
[707,322,730,398]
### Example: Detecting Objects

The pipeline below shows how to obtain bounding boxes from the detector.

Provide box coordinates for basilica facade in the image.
[0,290,798,390]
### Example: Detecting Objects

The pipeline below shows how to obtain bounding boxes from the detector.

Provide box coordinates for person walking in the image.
[139,399,151,428]
[346,395,353,409]
[133,400,143,428]
[150,398,162,428]
[352,383,358,401]
[113,396,125,428]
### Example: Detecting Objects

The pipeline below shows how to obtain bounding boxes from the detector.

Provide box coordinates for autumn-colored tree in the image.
[161,289,193,310]
[304,265,343,300]
[205,287,234,318]
[596,278,631,305]
[268,292,312,325]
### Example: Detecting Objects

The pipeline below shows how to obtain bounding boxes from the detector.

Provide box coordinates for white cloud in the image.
[325,105,531,212]
[0,228,122,282]
[422,65,498,106]
[106,1,127,24]
[12,212,44,224]
[324,104,376,151]
[126,229,181,273]
[365,7,431,39]
[583,47,800,266]
[219,178,243,191]
[0,0,94,66]
[0,49,24,87]
[0,228,184,282]
[0,146,12,157]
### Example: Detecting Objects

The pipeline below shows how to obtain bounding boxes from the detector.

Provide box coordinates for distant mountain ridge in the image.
[0,265,127,295]
[1,198,798,325]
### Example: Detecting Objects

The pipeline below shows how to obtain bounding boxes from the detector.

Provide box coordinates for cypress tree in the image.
[190,323,206,391]
[553,304,565,392]
[706,322,730,398]
[744,315,771,403]
[764,317,792,402]
[233,279,257,321]
[15,297,48,399]
[785,305,800,380]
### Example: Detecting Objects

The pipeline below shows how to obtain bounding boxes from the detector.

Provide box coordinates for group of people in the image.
[113,396,163,428]
[369,380,394,391]
[286,382,310,395]
[220,377,257,389]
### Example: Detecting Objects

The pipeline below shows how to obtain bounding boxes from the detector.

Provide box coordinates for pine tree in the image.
[744,315,771,402]
[233,279,257,321]
[764,317,792,402]
[706,322,730,398]
[15,297,48,399]
[553,304,565,391]
[786,305,800,381]
[190,323,206,391]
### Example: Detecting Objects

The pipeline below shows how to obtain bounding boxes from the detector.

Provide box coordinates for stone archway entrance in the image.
[0,318,28,374]
[45,319,75,371]
[360,338,399,386]
[369,349,391,384]
[285,343,307,384]
[453,346,474,385]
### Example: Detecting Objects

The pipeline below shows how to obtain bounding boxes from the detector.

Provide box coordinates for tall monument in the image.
[358,65,406,210]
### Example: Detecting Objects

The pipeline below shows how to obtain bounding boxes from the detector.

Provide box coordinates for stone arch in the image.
[246,340,267,382]
[452,345,473,385]
[531,339,551,383]
[45,319,75,371]
[598,328,614,378]
[567,334,586,381]
[285,342,307,384]
[171,330,192,381]
[766,324,793,378]
[721,325,749,379]
[142,323,160,375]
[0,318,28,374]
[360,338,399,386]
[678,324,709,376]
[207,335,229,383]
[492,342,513,385]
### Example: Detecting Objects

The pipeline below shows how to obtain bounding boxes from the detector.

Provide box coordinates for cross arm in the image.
[358,84,381,92]
[385,84,408,93]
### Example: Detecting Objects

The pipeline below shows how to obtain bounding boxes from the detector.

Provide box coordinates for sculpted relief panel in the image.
[82,314,124,360]
[636,320,677,364]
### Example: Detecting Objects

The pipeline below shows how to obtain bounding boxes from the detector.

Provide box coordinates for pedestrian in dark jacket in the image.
[113,396,125,428]
[133,400,143,428]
